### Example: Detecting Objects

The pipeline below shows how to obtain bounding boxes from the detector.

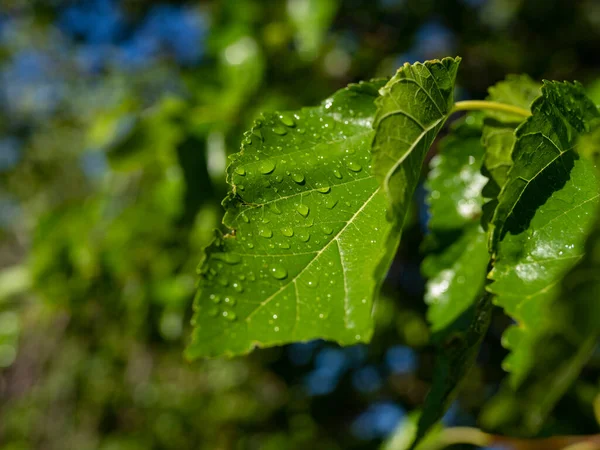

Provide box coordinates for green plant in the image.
[188,57,600,446]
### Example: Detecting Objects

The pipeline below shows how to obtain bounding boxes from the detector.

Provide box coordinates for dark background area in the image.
[1,1,600,449]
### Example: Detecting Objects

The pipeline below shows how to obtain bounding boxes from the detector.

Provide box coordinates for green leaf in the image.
[423,120,489,331]
[187,80,395,358]
[480,75,541,227]
[370,58,468,447]
[488,82,600,386]
[489,81,600,250]
[483,128,600,435]
[372,57,461,226]
[415,121,492,448]
[412,294,493,448]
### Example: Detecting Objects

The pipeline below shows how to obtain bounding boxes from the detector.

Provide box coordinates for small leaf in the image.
[187,81,395,358]
[488,82,600,387]
[480,75,541,227]
[372,57,461,225]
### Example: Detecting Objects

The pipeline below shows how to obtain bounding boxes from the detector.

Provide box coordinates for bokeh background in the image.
[1,1,600,449]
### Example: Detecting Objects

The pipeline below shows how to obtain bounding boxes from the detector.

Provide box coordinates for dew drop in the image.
[222,310,237,321]
[260,160,276,174]
[270,264,288,280]
[234,167,246,176]
[232,282,243,293]
[298,231,310,242]
[273,125,287,135]
[208,307,219,317]
[259,228,273,238]
[322,225,333,235]
[291,172,305,184]
[316,186,331,194]
[305,276,319,288]
[332,169,342,179]
[281,226,294,237]
[346,160,362,172]
[252,128,263,141]
[241,213,250,223]
[324,198,338,209]
[210,294,221,304]
[296,204,310,217]
[280,113,296,127]
[247,242,254,249]
[224,296,238,306]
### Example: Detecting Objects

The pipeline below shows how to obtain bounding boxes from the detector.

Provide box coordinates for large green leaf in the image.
[482,127,600,435]
[423,119,489,331]
[187,81,395,358]
[480,75,540,228]
[372,57,461,227]
[489,81,599,250]
[488,82,600,386]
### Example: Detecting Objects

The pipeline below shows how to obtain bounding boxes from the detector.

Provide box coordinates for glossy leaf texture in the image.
[187,80,395,358]
[488,81,600,386]
[486,128,600,435]
[480,75,541,228]
[422,118,488,331]
[372,57,460,228]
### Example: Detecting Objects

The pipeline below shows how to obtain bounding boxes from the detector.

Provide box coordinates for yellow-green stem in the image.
[453,100,532,118]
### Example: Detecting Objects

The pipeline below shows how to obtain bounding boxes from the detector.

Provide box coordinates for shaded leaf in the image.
[187,81,395,358]
[488,82,600,386]
[480,75,541,227]
[489,81,599,249]
[482,127,600,436]
[412,294,493,448]
[416,121,492,448]
[423,120,488,331]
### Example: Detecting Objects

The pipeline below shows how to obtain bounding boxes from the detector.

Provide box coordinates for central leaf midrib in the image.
[244,187,382,323]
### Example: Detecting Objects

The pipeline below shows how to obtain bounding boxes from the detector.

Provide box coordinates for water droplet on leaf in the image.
[273,125,287,135]
[270,264,288,280]
[346,160,362,172]
[296,204,309,217]
[259,228,273,238]
[291,172,305,184]
[281,226,294,237]
[280,113,296,127]
[260,160,276,174]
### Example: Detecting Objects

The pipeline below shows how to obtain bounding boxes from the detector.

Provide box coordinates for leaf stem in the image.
[425,427,491,449]
[453,100,532,118]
